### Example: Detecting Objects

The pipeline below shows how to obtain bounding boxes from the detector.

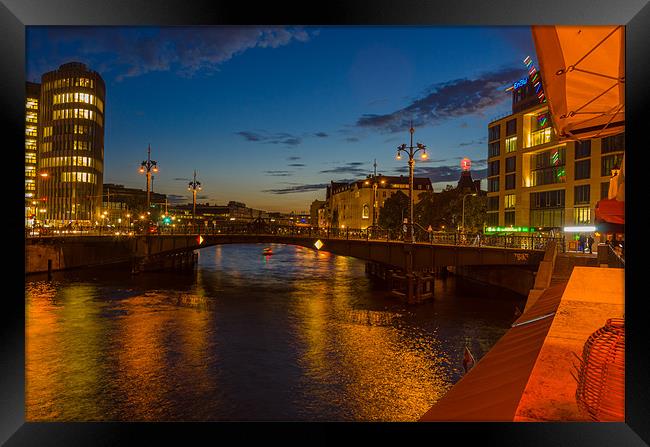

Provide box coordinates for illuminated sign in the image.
[513,77,528,89]
[564,226,596,232]
[314,239,323,250]
[461,157,471,172]
[485,226,532,233]
[197,235,204,244]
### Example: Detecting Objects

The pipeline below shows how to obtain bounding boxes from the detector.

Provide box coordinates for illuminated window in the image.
[61,171,96,183]
[25,153,36,164]
[26,112,37,123]
[573,206,591,224]
[25,140,37,150]
[505,136,517,153]
[529,127,552,147]
[25,126,37,137]
[25,166,36,177]
[26,99,38,110]
[25,180,36,190]
[504,194,516,209]
[362,204,370,219]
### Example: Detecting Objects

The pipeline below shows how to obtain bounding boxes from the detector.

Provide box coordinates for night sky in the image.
[27,26,536,212]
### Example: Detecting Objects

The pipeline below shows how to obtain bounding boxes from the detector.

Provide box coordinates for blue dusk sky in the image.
[27,26,537,212]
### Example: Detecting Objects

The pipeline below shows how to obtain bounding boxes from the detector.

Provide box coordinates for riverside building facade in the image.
[25,82,40,225]
[485,72,624,233]
[326,175,433,230]
[36,62,105,224]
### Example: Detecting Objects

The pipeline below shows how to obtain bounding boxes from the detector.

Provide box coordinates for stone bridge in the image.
[25,233,546,275]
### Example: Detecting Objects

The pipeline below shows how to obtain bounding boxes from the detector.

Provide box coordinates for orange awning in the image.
[595,198,625,225]
[531,26,624,140]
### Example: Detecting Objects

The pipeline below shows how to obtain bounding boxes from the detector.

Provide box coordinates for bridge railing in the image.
[26,224,565,252]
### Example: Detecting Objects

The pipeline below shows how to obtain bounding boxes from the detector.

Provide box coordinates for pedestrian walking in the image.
[578,233,586,253]
[587,235,594,254]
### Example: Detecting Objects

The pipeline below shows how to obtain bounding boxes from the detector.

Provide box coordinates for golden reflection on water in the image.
[26,244,516,421]
[291,250,452,421]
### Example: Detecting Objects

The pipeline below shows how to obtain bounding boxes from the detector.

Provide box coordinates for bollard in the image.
[47,259,52,280]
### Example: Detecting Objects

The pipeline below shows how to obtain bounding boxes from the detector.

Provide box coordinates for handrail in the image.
[26,225,564,251]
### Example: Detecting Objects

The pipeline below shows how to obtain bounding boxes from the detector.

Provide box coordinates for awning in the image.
[531,26,624,140]
[595,198,625,225]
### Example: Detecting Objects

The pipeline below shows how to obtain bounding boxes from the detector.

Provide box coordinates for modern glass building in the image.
[25,81,40,225]
[36,62,105,224]
[485,70,624,233]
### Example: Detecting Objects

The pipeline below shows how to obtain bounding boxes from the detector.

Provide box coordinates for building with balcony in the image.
[326,175,433,230]
[486,73,624,233]
[36,62,105,224]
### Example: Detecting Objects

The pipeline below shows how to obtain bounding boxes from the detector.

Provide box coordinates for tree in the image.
[378,190,409,230]
[414,185,487,232]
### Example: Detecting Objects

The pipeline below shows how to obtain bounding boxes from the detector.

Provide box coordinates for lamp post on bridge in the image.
[396,123,428,243]
[139,144,159,211]
[363,159,386,236]
[188,170,201,234]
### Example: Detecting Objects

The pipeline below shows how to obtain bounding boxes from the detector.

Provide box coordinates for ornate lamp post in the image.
[396,124,428,243]
[363,159,386,233]
[139,144,158,211]
[188,170,201,232]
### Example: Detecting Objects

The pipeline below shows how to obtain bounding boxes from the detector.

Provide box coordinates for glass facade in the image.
[37,62,105,223]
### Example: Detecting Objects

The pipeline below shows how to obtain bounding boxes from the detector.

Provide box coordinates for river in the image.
[25,243,525,421]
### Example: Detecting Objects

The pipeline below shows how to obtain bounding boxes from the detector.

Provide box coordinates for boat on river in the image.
[262,247,273,255]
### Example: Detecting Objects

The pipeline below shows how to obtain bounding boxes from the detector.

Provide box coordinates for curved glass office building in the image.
[37,62,105,224]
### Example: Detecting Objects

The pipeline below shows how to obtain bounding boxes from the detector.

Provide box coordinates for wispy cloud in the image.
[236,131,302,146]
[319,162,368,176]
[288,163,305,167]
[458,136,487,147]
[356,67,525,133]
[263,183,329,195]
[29,27,315,81]
[287,156,301,161]
[393,164,488,182]
[314,132,329,138]
[264,170,293,177]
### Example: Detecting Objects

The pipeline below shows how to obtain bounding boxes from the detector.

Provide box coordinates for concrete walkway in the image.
[419,265,624,422]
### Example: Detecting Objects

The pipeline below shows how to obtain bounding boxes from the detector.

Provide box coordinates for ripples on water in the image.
[25,243,524,421]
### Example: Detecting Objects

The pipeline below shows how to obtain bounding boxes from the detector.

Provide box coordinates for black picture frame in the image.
[3,0,648,444]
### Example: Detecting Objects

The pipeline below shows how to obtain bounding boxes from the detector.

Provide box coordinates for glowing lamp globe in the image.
[461,157,471,172]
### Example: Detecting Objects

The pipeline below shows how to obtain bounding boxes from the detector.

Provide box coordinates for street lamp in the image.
[139,144,158,211]
[396,123,428,243]
[188,170,201,233]
[364,159,386,232]
[462,192,478,232]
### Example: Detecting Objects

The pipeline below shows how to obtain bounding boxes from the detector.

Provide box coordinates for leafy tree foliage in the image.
[377,190,410,230]
[414,185,487,231]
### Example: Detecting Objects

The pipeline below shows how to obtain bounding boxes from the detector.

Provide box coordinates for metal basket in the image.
[572,318,625,421]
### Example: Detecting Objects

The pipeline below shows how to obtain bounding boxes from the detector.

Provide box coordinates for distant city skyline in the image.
[27,26,536,212]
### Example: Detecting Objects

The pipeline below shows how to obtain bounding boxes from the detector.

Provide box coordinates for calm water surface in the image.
[25,244,524,421]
